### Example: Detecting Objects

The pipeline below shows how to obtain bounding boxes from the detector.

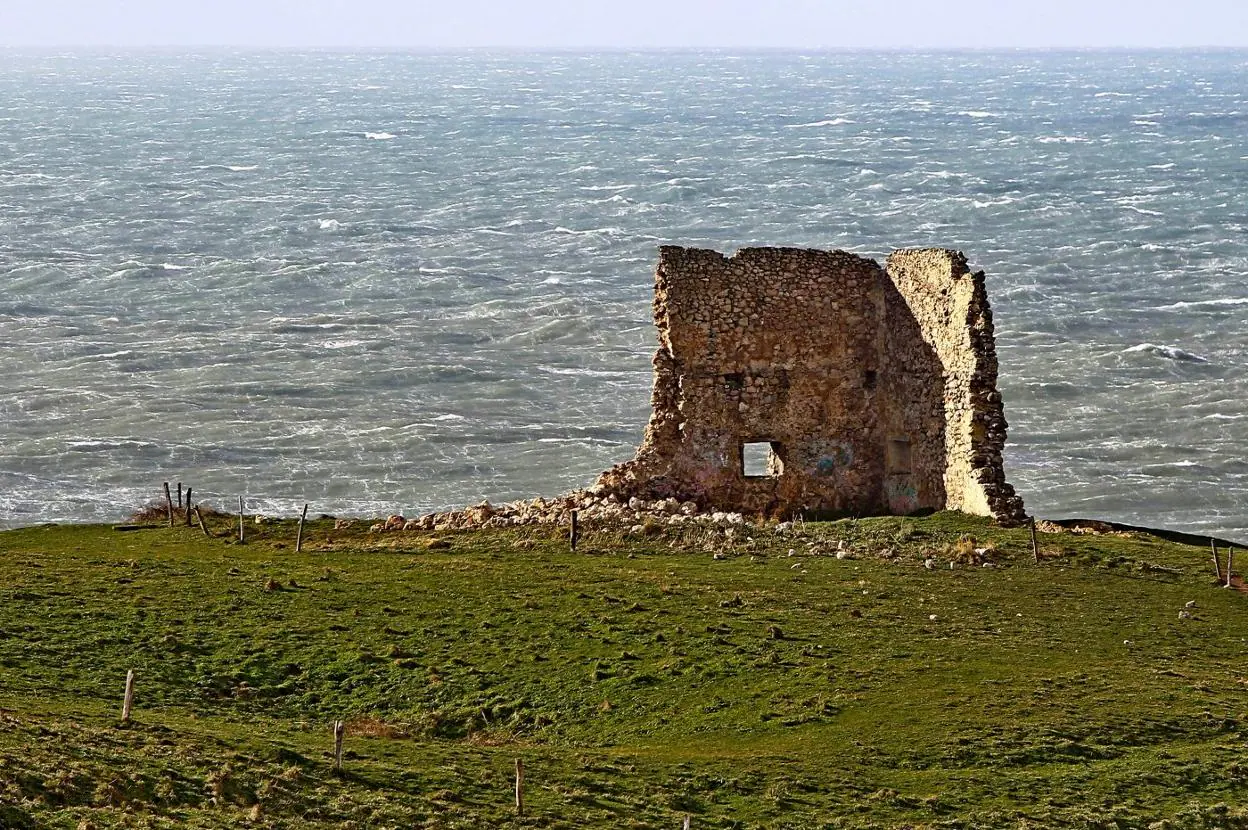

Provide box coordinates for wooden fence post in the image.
[683,815,691,830]
[570,510,579,552]
[194,506,209,537]
[333,720,344,772]
[177,482,183,510]
[296,504,309,554]
[515,758,524,815]
[184,487,193,526]
[163,483,174,528]
[121,669,135,722]
[1029,516,1039,564]
[1227,547,1235,589]
[238,496,245,543]
[1211,539,1222,581]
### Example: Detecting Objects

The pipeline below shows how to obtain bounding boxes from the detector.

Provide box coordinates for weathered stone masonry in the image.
[593,245,1026,524]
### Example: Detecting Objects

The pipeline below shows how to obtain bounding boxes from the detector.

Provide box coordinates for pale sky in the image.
[3,0,1247,48]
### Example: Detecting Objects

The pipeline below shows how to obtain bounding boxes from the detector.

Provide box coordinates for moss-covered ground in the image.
[1,512,1246,829]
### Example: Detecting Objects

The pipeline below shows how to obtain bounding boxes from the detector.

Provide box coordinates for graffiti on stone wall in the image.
[885,478,920,514]
[811,441,854,477]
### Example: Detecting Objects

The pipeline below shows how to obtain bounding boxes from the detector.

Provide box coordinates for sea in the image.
[1,49,1245,540]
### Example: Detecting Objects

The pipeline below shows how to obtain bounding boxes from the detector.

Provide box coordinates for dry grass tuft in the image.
[347,717,410,739]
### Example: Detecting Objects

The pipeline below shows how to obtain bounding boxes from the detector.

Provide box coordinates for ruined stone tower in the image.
[593,246,1026,524]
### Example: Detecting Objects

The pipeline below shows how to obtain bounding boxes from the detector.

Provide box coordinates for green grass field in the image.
[1,512,1245,829]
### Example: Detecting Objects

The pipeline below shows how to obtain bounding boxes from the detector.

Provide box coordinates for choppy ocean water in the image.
[0,49,1245,539]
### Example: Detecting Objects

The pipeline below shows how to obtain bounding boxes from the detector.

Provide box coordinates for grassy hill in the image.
[1,512,1245,829]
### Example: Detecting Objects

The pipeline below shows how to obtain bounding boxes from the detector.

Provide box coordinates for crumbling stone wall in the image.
[886,249,1022,519]
[593,245,1025,524]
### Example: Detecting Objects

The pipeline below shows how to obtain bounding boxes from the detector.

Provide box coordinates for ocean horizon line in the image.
[4,44,1248,55]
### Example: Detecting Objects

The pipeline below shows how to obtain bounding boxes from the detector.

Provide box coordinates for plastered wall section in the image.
[594,245,1025,523]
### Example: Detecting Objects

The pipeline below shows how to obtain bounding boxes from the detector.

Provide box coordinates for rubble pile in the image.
[362,489,758,534]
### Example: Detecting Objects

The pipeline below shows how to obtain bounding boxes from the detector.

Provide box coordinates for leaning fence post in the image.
[1029,516,1039,564]
[194,506,209,537]
[296,504,309,553]
[238,496,245,543]
[163,482,174,528]
[570,510,579,552]
[121,669,135,722]
[333,720,344,772]
[1211,539,1222,581]
[515,758,524,815]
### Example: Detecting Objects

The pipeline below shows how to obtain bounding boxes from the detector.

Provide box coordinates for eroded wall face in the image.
[886,249,1025,522]
[595,245,1025,523]
[878,277,949,515]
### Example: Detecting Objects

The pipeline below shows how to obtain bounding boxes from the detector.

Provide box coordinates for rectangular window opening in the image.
[887,438,912,474]
[743,441,783,478]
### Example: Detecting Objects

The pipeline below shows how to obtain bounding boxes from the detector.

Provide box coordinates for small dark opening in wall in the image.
[743,441,783,478]
[723,372,744,392]
[887,438,912,474]
[864,370,877,390]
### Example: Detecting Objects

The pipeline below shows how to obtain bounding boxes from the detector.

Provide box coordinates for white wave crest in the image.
[365,132,396,140]
[1154,298,1248,311]
[553,226,622,237]
[1124,343,1209,363]
[789,118,856,128]
[972,196,1018,208]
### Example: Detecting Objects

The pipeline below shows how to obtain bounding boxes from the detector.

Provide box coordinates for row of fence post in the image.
[159,483,313,553]
[164,488,1237,578]
[1211,539,1236,587]
[117,668,690,823]
[158,483,583,555]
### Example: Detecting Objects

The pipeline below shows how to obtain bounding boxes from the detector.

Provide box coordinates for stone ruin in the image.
[593,245,1026,525]
[393,245,1025,533]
